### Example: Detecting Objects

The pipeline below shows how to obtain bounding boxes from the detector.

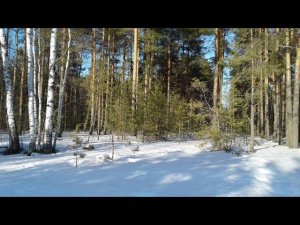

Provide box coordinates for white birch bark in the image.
[32,28,38,135]
[0,28,20,153]
[37,28,43,150]
[43,28,57,153]
[26,28,36,152]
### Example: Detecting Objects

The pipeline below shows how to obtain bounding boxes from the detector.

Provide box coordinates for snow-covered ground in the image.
[1,132,300,196]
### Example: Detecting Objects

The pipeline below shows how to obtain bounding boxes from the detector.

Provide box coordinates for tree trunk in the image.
[26,28,36,153]
[12,28,19,93]
[53,28,71,151]
[212,28,220,126]
[149,49,153,93]
[167,32,172,122]
[218,28,225,109]
[144,34,149,98]
[108,34,115,130]
[273,30,278,141]
[18,29,26,134]
[37,29,44,150]
[282,66,286,139]
[36,28,45,151]
[97,28,105,139]
[249,28,255,152]
[43,28,58,153]
[121,42,126,139]
[132,28,139,115]
[275,28,283,144]
[33,29,39,136]
[0,28,21,154]
[259,28,264,137]
[264,28,270,140]
[57,28,67,136]
[291,31,300,148]
[285,28,292,148]
[103,30,110,134]
[89,28,97,135]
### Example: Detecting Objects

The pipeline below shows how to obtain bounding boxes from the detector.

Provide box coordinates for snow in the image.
[1,132,300,196]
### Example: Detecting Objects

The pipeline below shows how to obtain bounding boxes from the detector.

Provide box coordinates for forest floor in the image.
[0,132,300,196]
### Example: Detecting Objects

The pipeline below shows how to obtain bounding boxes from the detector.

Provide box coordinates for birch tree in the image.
[43,28,57,153]
[12,28,19,93]
[32,29,38,135]
[26,28,37,153]
[37,28,44,150]
[0,28,21,154]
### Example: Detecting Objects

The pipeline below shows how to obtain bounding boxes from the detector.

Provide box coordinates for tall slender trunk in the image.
[18,29,26,134]
[43,28,58,153]
[37,29,44,149]
[218,28,225,109]
[53,28,71,150]
[273,43,278,140]
[132,28,139,115]
[285,28,292,147]
[259,28,264,137]
[89,28,97,135]
[282,66,286,139]
[264,28,270,140]
[103,30,110,134]
[0,28,21,154]
[212,28,220,127]
[278,75,283,145]
[108,34,115,130]
[32,29,38,136]
[136,32,139,109]
[57,28,67,136]
[167,33,172,118]
[149,49,153,93]
[26,28,36,153]
[291,31,300,148]
[121,43,126,138]
[249,28,255,152]
[64,92,67,130]
[12,28,19,93]
[122,40,126,96]
[97,28,105,139]
[275,28,283,144]
[144,31,149,98]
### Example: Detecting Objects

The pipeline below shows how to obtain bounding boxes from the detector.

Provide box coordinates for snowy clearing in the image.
[1,132,300,196]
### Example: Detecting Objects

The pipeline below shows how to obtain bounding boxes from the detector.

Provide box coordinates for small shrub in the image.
[132,146,139,154]
[72,137,83,145]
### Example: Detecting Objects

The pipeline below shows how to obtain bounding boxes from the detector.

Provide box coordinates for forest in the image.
[1,28,300,196]
[1,28,299,154]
